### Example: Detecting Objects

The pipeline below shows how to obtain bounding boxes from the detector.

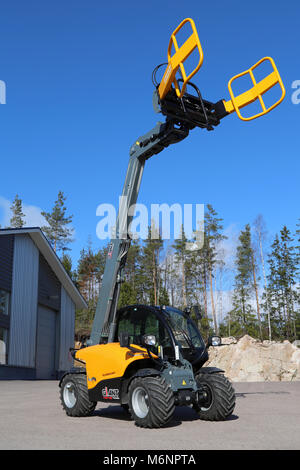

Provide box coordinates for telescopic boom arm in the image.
[88,18,285,346]
[89,121,190,345]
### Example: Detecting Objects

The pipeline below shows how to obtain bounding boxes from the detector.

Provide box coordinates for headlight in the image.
[207,335,222,347]
[211,335,221,346]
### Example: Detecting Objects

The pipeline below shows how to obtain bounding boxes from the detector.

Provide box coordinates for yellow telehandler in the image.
[59,18,285,428]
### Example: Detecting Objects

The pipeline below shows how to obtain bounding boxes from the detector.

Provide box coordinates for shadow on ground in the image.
[235,390,290,398]
[93,405,238,427]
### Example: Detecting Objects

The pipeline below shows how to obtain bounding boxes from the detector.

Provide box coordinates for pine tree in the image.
[161,249,178,307]
[118,281,137,308]
[139,224,163,305]
[61,253,75,280]
[159,286,170,305]
[279,226,298,340]
[268,226,299,339]
[253,214,271,340]
[75,242,108,334]
[231,224,257,336]
[295,220,300,338]
[10,194,25,228]
[253,215,268,289]
[172,225,189,309]
[204,204,227,334]
[41,191,73,253]
[250,236,262,340]
[123,239,141,290]
[94,243,109,286]
[295,219,300,283]
[184,247,199,306]
[188,234,209,318]
[262,234,283,339]
[118,240,141,307]
[263,227,299,341]
[77,244,101,304]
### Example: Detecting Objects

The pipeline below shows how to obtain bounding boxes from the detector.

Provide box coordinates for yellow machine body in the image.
[75,343,155,402]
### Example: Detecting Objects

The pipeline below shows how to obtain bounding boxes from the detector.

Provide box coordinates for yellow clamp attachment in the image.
[158,18,204,101]
[223,56,285,121]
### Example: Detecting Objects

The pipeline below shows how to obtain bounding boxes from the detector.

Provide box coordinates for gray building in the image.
[0,227,87,379]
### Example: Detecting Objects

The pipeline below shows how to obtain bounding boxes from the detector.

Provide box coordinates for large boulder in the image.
[204,334,300,382]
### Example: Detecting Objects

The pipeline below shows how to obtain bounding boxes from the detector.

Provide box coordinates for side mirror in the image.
[119,332,130,348]
[142,334,156,347]
[206,335,222,348]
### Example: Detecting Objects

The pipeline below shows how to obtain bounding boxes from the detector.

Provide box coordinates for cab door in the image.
[116,306,174,359]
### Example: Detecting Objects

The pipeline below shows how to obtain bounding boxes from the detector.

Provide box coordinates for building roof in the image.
[0,227,87,310]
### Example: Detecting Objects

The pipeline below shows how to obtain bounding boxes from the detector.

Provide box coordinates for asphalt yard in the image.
[0,380,299,450]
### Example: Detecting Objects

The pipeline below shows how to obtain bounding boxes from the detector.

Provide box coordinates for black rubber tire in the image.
[128,376,175,428]
[60,374,97,417]
[194,373,235,421]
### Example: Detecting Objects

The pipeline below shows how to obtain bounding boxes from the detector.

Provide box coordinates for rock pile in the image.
[204,335,300,382]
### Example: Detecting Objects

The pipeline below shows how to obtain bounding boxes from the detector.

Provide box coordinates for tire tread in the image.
[194,373,235,421]
[128,375,175,429]
[60,374,96,417]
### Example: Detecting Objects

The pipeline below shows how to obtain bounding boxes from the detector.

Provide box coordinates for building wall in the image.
[36,304,58,379]
[8,234,39,368]
[0,234,14,292]
[0,235,14,367]
[0,232,78,379]
[38,253,61,311]
[59,286,75,372]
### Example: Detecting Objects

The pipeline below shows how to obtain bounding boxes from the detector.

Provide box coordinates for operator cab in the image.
[115,304,209,370]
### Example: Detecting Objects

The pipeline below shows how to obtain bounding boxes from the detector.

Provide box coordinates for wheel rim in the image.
[132,386,149,418]
[63,382,77,408]
[199,384,213,411]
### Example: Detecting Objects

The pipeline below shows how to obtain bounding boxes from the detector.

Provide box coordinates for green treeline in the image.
[74,207,300,343]
[7,193,300,342]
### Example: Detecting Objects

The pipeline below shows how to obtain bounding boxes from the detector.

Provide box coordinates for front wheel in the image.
[128,376,175,428]
[60,373,97,417]
[194,373,235,421]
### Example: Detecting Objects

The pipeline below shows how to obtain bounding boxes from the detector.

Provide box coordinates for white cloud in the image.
[0,195,76,243]
[0,196,11,227]
[22,202,47,227]
[0,195,47,228]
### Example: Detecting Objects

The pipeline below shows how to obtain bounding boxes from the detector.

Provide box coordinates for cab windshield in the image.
[163,307,204,349]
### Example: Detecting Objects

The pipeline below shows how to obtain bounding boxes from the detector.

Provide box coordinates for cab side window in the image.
[143,309,173,357]
[144,312,159,337]
[116,307,143,344]
[116,307,173,358]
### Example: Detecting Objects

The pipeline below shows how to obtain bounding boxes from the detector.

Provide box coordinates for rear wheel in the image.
[60,374,97,417]
[128,376,175,428]
[194,373,235,421]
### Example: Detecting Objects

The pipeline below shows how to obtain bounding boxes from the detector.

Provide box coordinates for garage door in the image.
[36,305,57,379]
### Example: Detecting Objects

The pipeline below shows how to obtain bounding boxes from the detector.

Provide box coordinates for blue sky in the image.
[0,0,299,267]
